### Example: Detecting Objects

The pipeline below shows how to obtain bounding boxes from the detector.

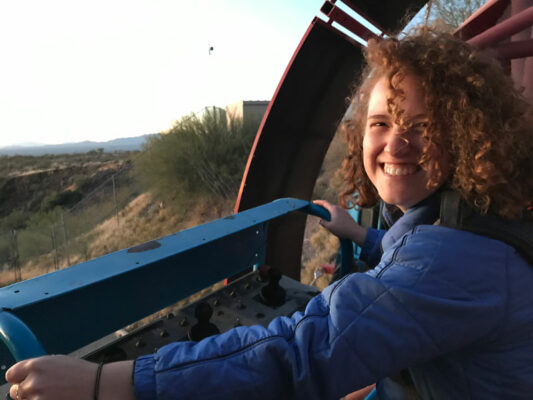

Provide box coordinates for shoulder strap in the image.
[439,191,533,265]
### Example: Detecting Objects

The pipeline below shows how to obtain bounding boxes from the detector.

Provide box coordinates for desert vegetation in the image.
[135,107,257,206]
[0,108,261,285]
[0,152,137,285]
[0,106,344,291]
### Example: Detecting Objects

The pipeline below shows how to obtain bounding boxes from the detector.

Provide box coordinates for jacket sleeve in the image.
[133,226,508,400]
[359,228,386,268]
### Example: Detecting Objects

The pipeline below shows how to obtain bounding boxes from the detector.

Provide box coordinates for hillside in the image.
[0,160,130,219]
[0,129,346,290]
[2,191,234,286]
[0,134,155,156]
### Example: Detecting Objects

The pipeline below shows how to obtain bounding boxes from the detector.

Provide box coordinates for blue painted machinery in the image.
[0,199,354,385]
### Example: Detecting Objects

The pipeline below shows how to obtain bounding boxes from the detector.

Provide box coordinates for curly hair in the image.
[340,29,533,219]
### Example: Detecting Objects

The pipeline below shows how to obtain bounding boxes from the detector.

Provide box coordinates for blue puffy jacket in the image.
[134,197,533,399]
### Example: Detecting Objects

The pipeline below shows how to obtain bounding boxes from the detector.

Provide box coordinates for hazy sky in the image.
[0,0,338,147]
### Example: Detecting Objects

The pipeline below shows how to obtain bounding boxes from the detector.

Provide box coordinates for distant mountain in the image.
[0,134,158,156]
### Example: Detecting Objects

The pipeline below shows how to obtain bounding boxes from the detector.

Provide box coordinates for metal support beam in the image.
[321,1,380,41]
[456,0,510,41]
[492,38,533,59]
[468,6,533,47]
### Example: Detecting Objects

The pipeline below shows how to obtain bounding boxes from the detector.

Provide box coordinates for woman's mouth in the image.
[382,163,420,176]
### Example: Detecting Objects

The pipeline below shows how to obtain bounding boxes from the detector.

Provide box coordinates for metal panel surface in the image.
[341,0,427,33]
[0,198,316,357]
[235,19,364,279]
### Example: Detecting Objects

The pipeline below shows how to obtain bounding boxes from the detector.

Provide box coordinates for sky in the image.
[0,0,335,147]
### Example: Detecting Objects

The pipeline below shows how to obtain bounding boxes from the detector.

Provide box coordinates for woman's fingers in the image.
[312,200,335,224]
[9,383,19,400]
[5,360,29,383]
[313,200,367,244]
[5,356,98,400]
[312,199,332,210]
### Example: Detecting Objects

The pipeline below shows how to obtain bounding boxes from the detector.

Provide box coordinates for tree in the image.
[427,0,488,29]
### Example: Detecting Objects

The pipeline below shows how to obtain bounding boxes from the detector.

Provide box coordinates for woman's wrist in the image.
[350,224,368,247]
[99,360,136,400]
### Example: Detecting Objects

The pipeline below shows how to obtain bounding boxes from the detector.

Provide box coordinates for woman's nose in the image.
[384,128,410,156]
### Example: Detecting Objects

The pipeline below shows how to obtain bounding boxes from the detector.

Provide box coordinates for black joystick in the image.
[260,267,286,307]
[188,302,220,341]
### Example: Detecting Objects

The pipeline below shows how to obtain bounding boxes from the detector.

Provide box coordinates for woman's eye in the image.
[413,121,428,129]
[369,122,387,128]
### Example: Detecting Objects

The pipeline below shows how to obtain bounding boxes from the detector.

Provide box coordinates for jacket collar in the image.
[381,192,441,252]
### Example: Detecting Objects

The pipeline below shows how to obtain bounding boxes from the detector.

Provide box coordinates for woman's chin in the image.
[378,187,431,211]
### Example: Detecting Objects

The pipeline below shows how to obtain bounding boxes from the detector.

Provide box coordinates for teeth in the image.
[383,164,417,176]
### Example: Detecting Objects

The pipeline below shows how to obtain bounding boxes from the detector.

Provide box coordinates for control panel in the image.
[80,268,319,363]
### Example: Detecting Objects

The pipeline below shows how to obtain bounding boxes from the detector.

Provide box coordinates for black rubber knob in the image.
[188,302,220,341]
[260,267,286,307]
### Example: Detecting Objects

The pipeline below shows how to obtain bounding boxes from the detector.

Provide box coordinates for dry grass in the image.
[3,129,346,300]
[77,192,233,262]
[300,130,347,290]
[0,192,234,286]
[300,216,340,290]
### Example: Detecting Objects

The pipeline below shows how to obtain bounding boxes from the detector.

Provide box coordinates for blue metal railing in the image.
[0,198,352,374]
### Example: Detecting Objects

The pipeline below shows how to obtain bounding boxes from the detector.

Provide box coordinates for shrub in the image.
[135,107,257,204]
[0,210,30,231]
[41,190,83,211]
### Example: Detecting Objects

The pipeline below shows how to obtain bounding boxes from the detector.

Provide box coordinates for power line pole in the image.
[112,175,119,226]
[51,225,59,271]
[11,230,21,282]
[61,212,71,266]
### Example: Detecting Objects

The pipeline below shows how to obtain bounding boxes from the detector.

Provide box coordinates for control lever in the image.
[188,302,220,341]
[260,267,286,307]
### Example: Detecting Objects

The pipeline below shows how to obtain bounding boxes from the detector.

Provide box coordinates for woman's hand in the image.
[6,355,136,400]
[313,200,367,246]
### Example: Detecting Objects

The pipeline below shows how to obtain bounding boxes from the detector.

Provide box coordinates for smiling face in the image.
[362,75,449,211]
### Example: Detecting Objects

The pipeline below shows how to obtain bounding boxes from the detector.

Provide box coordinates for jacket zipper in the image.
[375,230,412,279]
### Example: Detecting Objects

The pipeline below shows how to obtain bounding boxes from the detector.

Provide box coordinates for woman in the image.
[6,29,533,400]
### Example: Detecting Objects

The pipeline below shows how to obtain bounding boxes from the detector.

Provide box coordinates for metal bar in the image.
[0,198,313,356]
[0,311,46,361]
[328,0,385,34]
[339,0,426,35]
[511,0,531,87]
[468,6,533,47]
[455,0,509,40]
[321,1,380,41]
[523,55,533,101]
[491,38,533,59]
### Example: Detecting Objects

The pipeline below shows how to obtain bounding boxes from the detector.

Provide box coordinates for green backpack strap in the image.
[439,191,533,265]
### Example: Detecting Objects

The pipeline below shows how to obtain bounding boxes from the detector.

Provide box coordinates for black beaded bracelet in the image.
[94,363,104,400]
